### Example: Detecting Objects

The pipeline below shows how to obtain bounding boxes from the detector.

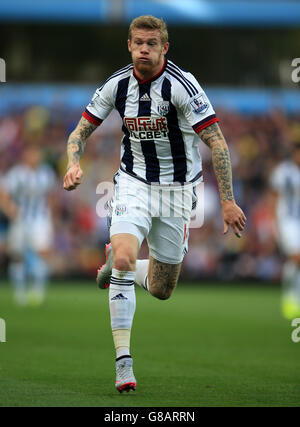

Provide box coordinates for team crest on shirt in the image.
[190,94,208,114]
[157,101,170,116]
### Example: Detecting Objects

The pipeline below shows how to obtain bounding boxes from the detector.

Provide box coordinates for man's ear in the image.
[128,39,132,52]
[163,42,170,56]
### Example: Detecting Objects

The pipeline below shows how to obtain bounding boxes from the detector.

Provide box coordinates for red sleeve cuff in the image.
[82,109,102,126]
[193,115,219,134]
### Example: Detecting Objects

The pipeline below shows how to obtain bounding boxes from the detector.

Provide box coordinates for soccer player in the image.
[270,142,300,319]
[0,145,56,306]
[63,15,246,392]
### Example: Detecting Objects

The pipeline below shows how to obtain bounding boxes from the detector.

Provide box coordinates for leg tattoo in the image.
[148,257,181,300]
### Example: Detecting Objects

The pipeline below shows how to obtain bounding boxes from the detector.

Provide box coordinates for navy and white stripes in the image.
[110,275,135,287]
[1,165,55,222]
[110,268,135,287]
[84,58,218,185]
[161,77,187,182]
[166,61,198,97]
[138,81,160,182]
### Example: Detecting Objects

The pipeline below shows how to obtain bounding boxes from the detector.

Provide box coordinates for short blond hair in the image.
[128,15,168,45]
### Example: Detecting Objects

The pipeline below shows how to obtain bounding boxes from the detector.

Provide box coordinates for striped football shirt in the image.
[270,160,300,219]
[83,59,218,185]
[1,164,56,222]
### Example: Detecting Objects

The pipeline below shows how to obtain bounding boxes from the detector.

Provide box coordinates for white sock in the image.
[31,255,48,296]
[9,261,26,298]
[112,329,131,358]
[282,261,297,298]
[294,268,300,304]
[135,259,149,291]
[109,268,136,358]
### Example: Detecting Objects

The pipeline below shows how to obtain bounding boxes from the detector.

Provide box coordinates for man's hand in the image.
[0,190,19,220]
[6,203,19,221]
[63,164,83,191]
[221,200,246,238]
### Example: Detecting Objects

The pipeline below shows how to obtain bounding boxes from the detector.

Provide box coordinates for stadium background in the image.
[0,0,300,407]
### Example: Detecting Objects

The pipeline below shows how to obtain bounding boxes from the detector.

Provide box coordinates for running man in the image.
[0,144,56,306]
[270,142,300,319]
[63,15,246,392]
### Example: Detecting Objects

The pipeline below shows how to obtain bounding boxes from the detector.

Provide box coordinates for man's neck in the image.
[134,58,166,82]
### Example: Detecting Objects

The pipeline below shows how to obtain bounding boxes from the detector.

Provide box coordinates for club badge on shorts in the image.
[157,101,170,116]
[115,204,127,216]
[190,94,208,114]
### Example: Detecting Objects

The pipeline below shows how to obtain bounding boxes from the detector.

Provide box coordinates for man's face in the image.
[23,146,41,169]
[128,29,169,75]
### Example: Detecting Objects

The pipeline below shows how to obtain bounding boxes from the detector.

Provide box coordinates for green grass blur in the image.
[0,281,299,407]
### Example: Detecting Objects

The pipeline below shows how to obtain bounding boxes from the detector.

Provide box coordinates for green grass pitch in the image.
[0,281,299,407]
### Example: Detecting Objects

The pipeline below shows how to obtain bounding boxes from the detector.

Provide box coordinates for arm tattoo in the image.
[66,117,97,168]
[198,123,234,202]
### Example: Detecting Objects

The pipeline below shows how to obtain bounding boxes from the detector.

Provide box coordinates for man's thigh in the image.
[110,171,151,247]
[278,219,300,256]
[7,221,26,256]
[29,219,54,253]
[147,216,189,265]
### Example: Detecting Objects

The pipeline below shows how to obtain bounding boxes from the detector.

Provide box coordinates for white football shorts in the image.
[110,170,194,264]
[277,218,300,256]
[7,217,54,255]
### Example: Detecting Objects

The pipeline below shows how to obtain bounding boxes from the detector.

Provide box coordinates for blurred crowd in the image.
[1,105,299,282]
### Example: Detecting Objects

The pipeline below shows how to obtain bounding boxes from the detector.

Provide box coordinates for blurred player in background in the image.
[270,142,300,319]
[63,15,246,392]
[0,144,56,306]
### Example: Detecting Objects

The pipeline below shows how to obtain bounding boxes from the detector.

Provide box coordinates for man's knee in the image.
[113,249,137,271]
[111,234,139,271]
[150,283,174,300]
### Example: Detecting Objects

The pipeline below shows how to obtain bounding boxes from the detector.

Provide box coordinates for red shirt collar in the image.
[133,58,167,84]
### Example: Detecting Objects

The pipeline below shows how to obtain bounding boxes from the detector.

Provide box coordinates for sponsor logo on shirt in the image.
[124,116,169,140]
[140,93,151,101]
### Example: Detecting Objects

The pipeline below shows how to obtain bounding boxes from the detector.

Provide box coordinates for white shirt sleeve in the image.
[270,163,285,192]
[173,73,218,133]
[1,168,19,196]
[83,79,116,125]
